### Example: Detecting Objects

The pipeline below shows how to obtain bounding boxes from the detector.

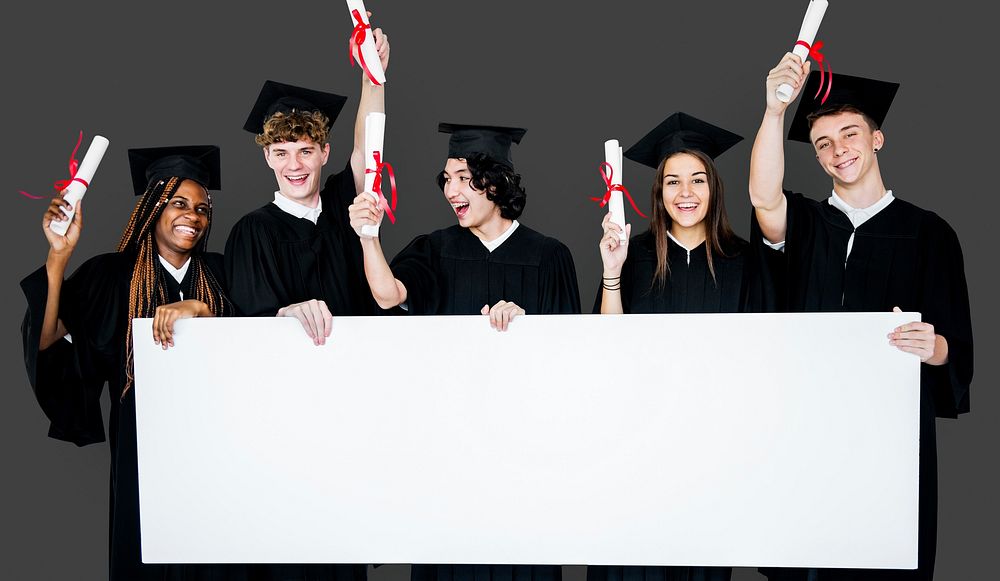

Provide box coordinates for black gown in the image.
[589,229,743,581]
[591,230,747,315]
[751,192,973,581]
[19,251,261,580]
[225,164,374,317]
[392,223,578,581]
[391,224,581,316]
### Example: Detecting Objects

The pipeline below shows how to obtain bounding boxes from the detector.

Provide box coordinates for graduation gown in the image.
[225,164,374,317]
[19,251,259,580]
[589,229,740,581]
[752,192,974,581]
[393,223,577,581]
[591,230,747,315]
[391,224,581,316]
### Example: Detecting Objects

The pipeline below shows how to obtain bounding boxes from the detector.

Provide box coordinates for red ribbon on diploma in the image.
[366,151,397,224]
[19,131,87,199]
[591,162,648,219]
[795,39,833,105]
[349,9,382,86]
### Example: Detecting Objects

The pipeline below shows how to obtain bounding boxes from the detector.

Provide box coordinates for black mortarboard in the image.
[624,112,743,169]
[787,71,900,144]
[438,123,527,168]
[127,145,222,195]
[243,80,348,135]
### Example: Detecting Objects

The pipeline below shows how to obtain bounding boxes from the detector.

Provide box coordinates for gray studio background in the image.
[2,1,995,579]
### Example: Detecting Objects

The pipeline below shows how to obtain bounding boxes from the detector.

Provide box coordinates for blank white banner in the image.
[132,312,919,569]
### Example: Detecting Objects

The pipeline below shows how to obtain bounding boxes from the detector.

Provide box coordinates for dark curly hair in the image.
[436,153,527,220]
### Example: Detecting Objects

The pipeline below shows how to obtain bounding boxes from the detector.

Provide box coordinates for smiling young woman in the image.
[20,145,235,580]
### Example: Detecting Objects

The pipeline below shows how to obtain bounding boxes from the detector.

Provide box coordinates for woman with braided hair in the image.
[20,145,241,580]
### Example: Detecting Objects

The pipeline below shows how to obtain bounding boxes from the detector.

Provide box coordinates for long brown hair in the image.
[117,176,232,397]
[649,149,739,287]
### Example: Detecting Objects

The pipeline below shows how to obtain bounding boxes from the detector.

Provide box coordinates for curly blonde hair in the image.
[255,110,330,147]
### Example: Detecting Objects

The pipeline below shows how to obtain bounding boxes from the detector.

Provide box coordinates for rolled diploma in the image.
[360,112,386,238]
[50,135,110,236]
[346,0,387,85]
[776,0,829,103]
[604,140,627,242]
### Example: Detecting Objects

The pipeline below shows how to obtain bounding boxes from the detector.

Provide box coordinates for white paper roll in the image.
[776,0,829,103]
[361,112,386,238]
[603,140,627,242]
[346,0,387,85]
[50,135,110,236]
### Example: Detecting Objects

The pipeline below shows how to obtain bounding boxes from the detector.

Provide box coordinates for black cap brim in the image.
[624,112,743,169]
[439,123,527,168]
[788,71,900,144]
[128,145,222,195]
[243,80,348,135]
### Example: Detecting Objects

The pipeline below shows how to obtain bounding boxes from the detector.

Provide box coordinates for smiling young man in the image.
[225,25,389,345]
[348,123,580,332]
[749,54,974,581]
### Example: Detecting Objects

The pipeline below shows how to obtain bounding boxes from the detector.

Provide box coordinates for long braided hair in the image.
[117,176,233,396]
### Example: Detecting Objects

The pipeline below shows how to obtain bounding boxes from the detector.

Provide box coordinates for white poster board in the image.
[133,312,919,569]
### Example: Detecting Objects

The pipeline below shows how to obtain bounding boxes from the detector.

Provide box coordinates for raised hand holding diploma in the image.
[777,0,829,103]
[49,134,109,236]
[346,0,386,85]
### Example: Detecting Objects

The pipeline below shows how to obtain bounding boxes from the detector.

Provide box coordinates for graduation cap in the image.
[127,145,222,195]
[438,123,527,168]
[788,71,900,144]
[243,80,348,135]
[624,112,743,169]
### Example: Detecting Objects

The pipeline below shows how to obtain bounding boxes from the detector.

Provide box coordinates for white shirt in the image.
[481,220,520,253]
[272,192,323,224]
[158,255,192,299]
[763,190,895,260]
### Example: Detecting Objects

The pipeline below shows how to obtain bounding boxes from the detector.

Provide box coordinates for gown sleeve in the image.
[919,215,973,418]
[537,238,581,315]
[390,234,440,315]
[19,254,124,446]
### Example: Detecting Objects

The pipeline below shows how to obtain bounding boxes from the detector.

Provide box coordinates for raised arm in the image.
[350,15,390,194]
[750,53,810,243]
[39,192,82,350]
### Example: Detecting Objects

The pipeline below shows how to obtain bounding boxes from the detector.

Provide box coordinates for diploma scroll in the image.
[346,0,387,85]
[50,135,110,236]
[604,140,627,242]
[776,0,829,103]
[361,112,386,238]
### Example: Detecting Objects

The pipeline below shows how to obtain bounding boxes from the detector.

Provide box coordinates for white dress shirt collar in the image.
[272,192,323,224]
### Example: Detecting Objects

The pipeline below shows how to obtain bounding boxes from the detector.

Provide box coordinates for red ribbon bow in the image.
[18,131,87,199]
[591,163,648,219]
[366,151,397,224]
[349,9,382,86]
[795,39,833,105]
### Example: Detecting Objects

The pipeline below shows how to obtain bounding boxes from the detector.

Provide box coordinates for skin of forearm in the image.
[361,237,405,309]
[351,78,386,193]
[749,111,787,212]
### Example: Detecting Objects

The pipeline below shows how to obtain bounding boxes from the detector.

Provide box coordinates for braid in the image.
[121,178,175,395]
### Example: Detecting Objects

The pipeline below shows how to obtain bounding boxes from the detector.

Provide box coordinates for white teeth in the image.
[176,226,197,235]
